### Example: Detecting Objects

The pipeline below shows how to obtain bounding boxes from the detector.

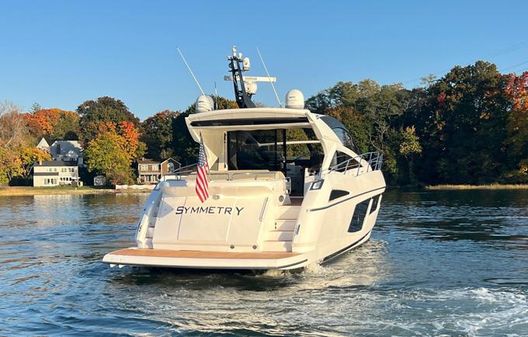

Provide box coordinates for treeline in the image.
[308,61,528,185]
[0,60,527,186]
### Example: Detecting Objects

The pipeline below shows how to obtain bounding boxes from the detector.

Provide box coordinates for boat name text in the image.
[175,206,244,216]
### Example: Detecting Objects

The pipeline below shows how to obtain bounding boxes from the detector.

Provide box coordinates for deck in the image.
[103,248,307,270]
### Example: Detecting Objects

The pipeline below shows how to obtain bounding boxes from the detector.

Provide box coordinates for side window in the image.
[331,151,360,172]
[370,195,381,214]
[348,199,370,232]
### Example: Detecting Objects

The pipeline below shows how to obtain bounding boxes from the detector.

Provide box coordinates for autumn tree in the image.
[504,71,528,181]
[84,121,145,185]
[77,96,139,144]
[24,108,80,141]
[0,102,50,185]
[84,130,133,185]
[0,147,22,185]
[0,102,29,148]
[19,147,51,179]
[0,103,27,184]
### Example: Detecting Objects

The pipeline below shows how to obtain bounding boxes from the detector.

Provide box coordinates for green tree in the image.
[413,61,509,184]
[398,126,422,184]
[172,96,238,165]
[140,110,180,160]
[171,112,198,165]
[84,129,135,185]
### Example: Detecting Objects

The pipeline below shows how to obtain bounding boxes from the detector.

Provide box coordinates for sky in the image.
[1,0,527,120]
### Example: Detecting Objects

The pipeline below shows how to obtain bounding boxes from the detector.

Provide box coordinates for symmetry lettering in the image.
[175,206,244,216]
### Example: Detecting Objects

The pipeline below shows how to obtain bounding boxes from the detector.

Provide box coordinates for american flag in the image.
[195,135,209,202]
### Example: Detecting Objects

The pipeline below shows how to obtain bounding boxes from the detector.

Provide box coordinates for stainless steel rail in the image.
[327,151,383,176]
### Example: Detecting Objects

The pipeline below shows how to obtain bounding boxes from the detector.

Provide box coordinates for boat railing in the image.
[327,151,383,176]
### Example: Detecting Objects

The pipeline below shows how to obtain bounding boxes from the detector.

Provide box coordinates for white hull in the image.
[103,169,384,270]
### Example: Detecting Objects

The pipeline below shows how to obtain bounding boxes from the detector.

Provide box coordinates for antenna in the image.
[177,48,206,96]
[257,47,282,107]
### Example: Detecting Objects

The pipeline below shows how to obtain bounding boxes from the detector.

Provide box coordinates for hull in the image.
[103,169,385,271]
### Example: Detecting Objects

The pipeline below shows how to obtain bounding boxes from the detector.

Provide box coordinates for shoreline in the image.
[426,184,528,190]
[3,183,528,196]
[0,186,152,197]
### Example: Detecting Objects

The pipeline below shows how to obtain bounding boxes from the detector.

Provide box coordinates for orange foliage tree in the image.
[24,108,80,141]
[504,71,528,176]
[84,121,145,185]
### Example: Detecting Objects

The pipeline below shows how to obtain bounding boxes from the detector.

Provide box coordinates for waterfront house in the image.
[33,160,81,187]
[137,158,181,184]
[50,140,83,165]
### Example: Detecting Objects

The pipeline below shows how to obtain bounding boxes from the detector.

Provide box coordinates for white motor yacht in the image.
[103,48,386,270]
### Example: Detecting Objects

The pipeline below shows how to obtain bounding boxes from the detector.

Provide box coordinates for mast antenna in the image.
[257,47,282,107]
[177,48,206,96]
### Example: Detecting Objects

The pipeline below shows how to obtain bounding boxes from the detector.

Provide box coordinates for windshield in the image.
[320,116,358,152]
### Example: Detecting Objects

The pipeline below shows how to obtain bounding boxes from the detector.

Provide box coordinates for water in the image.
[0,190,527,336]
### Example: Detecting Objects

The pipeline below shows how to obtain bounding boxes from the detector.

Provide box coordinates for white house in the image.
[33,161,81,187]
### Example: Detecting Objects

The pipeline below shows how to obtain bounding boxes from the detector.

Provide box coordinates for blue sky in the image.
[1,0,527,120]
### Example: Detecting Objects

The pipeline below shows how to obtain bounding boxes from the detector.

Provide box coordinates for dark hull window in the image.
[348,199,370,232]
[329,189,349,201]
[370,195,380,214]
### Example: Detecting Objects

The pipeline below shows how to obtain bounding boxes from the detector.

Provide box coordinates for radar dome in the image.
[195,95,214,113]
[285,89,305,109]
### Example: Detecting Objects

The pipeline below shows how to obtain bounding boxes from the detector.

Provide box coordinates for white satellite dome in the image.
[285,89,305,109]
[195,95,214,113]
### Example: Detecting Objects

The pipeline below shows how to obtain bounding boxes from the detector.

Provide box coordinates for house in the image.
[137,158,181,184]
[50,140,83,164]
[33,161,81,187]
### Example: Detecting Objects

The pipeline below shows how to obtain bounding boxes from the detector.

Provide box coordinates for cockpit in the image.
[185,107,361,197]
[226,128,324,195]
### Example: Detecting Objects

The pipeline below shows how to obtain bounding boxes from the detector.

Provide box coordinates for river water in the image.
[0,190,527,336]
